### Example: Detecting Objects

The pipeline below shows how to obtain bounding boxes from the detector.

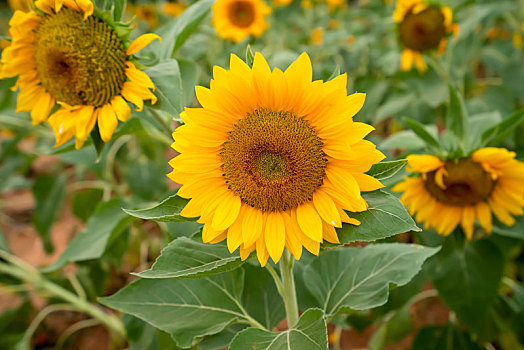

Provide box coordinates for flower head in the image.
[163,0,188,17]
[168,52,385,266]
[393,148,524,239]
[393,0,457,72]
[0,0,160,149]
[212,0,271,42]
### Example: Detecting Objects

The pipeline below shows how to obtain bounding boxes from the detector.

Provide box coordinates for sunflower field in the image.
[0,0,523,348]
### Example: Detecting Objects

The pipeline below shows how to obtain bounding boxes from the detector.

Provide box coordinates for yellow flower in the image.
[7,0,32,11]
[0,0,160,149]
[135,4,159,29]
[311,27,324,45]
[393,0,458,73]
[168,52,385,266]
[393,148,524,239]
[325,0,344,11]
[212,0,271,43]
[163,1,188,17]
[272,0,293,7]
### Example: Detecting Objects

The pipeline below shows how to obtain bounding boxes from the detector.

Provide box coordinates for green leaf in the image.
[492,216,524,239]
[122,157,167,201]
[178,59,199,108]
[412,324,483,350]
[366,160,406,180]
[327,64,341,81]
[123,195,190,222]
[481,109,524,146]
[159,0,214,58]
[380,127,438,153]
[369,302,412,350]
[32,174,67,253]
[425,236,504,331]
[337,191,420,244]
[71,188,104,222]
[146,59,183,120]
[303,244,439,316]
[112,0,125,21]
[124,315,182,350]
[42,198,131,272]
[403,117,441,151]
[89,125,105,159]
[242,264,285,330]
[100,269,251,349]
[229,309,328,350]
[0,228,9,252]
[134,237,245,279]
[245,45,254,68]
[464,112,502,152]
[446,84,467,142]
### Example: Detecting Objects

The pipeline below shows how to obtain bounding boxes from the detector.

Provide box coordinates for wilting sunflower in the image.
[168,52,385,266]
[0,0,160,149]
[212,0,271,43]
[393,148,524,239]
[393,0,457,72]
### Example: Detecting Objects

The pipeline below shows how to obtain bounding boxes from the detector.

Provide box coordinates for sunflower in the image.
[393,148,524,239]
[0,0,160,149]
[393,0,457,73]
[168,52,385,266]
[163,0,188,17]
[212,0,271,43]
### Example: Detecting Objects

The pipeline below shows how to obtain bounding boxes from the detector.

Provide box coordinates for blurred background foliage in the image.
[0,0,523,349]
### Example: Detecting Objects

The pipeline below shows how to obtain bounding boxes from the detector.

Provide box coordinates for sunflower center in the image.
[424,159,496,206]
[34,8,127,107]
[227,1,256,28]
[399,6,446,52]
[221,109,326,212]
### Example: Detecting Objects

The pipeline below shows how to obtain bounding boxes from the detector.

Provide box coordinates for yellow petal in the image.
[202,224,224,243]
[296,203,323,242]
[460,206,475,240]
[125,62,155,90]
[211,192,241,231]
[313,189,342,227]
[400,49,414,71]
[475,201,492,233]
[242,206,264,247]
[127,33,162,56]
[111,95,131,122]
[256,233,269,267]
[264,212,286,263]
[351,173,385,192]
[97,104,118,142]
[227,208,245,253]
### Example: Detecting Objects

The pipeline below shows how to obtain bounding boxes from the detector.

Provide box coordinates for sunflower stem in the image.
[279,250,299,328]
[0,251,126,342]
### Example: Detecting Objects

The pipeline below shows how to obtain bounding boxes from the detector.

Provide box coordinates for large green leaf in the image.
[229,309,328,350]
[303,244,439,316]
[159,0,214,58]
[146,59,183,119]
[242,264,285,330]
[446,84,467,142]
[100,269,251,348]
[123,194,190,222]
[42,198,130,272]
[403,117,442,151]
[134,237,245,279]
[425,236,504,332]
[481,109,524,146]
[337,191,420,243]
[32,174,67,253]
[412,324,483,350]
[492,216,524,239]
[366,160,406,181]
